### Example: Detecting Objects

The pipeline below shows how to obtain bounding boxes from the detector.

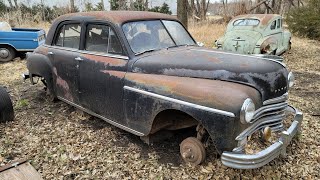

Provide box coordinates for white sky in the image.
[6,0,218,14]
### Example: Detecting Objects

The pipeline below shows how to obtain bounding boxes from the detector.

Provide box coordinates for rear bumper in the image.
[221,105,303,169]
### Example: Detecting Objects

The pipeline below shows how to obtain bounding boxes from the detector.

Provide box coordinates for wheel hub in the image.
[180,137,206,165]
[0,49,9,58]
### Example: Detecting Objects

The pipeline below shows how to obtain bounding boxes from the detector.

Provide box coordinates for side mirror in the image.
[197,42,204,47]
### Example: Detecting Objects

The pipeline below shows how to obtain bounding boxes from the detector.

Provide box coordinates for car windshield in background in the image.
[122,20,195,54]
[233,19,260,26]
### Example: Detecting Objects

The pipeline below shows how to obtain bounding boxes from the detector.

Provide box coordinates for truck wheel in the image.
[180,137,206,165]
[0,46,16,62]
[0,86,14,122]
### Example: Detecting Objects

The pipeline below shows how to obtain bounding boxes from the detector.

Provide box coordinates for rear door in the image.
[78,22,128,123]
[49,22,82,104]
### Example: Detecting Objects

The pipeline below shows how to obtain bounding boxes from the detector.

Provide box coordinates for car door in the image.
[78,23,128,123]
[49,22,82,104]
[269,19,283,54]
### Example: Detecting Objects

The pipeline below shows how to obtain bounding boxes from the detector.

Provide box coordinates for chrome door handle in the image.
[75,57,83,61]
[48,51,54,55]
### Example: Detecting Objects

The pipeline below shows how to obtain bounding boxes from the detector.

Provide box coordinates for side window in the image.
[86,24,109,52]
[277,19,281,29]
[54,24,81,49]
[85,24,123,55]
[270,20,276,30]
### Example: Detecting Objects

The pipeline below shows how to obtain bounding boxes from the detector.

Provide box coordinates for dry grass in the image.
[188,22,226,47]
[0,22,320,179]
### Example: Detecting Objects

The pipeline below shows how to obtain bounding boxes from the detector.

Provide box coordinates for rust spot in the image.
[53,68,73,101]
[126,73,261,113]
[100,70,126,78]
[34,45,48,55]
[55,11,178,25]
[82,54,126,67]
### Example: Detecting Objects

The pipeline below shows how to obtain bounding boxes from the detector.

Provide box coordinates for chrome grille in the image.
[236,93,288,141]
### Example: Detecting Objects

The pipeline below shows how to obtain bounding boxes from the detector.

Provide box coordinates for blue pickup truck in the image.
[0,22,45,62]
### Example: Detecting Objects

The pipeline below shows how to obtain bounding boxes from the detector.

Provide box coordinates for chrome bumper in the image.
[221,105,303,169]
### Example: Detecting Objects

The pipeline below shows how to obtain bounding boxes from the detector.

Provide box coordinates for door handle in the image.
[48,51,54,55]
[75,57,83,61]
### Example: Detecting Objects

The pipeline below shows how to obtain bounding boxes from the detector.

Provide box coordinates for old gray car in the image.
[216,14,291,55]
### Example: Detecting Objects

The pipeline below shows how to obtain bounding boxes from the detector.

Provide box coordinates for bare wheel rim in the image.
[180,137,206,165]
[0,48,9,59]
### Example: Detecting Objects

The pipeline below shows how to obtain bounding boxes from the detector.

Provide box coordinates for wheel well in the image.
[0,44,17,52]
[149,109,199,134]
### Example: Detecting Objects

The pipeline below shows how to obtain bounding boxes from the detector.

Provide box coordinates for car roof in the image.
[231,14,281,26]
[54,11,178,25]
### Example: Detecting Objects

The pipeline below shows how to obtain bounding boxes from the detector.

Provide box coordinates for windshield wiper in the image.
[135,48,159,56]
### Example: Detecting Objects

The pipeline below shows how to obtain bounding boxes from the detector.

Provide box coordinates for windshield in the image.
[122,20,195,54]
[233,19,260,26]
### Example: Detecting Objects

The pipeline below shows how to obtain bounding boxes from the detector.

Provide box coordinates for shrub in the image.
[286,0,320,40]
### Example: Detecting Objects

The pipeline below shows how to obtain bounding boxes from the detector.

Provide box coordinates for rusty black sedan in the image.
[24,11,302,169]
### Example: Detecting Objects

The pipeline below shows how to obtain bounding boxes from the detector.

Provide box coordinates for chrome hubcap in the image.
[0,49,9,58]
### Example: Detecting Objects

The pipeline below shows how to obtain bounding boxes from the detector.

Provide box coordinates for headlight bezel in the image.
[240,98,256,124]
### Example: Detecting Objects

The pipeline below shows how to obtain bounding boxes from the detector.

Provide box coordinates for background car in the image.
[215,14,291,55]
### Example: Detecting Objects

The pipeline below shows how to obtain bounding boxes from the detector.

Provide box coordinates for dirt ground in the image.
[0,36,319,179]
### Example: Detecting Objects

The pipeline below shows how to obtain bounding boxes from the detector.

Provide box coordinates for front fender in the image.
[123,73,262,152]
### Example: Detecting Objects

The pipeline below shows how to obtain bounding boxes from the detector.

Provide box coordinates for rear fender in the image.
[26,52,54,92]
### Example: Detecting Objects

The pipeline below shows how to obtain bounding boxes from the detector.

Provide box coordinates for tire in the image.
[0,46,16,62]
[0,86,14,122]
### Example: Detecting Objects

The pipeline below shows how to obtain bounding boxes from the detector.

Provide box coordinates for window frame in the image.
[83,21,125,56]
[270,20,277,30]
[52,21,82,49]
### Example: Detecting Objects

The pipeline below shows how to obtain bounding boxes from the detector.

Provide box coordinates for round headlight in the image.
[240,98,255,124]
[288,72,295,88]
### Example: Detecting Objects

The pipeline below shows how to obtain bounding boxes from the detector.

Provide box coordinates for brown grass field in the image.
[0,22,319,179]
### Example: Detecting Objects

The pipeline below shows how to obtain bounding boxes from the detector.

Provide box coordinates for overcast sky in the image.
[6,0,218,14]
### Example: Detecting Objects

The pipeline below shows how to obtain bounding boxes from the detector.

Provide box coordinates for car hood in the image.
[222,30,262,54]
[131,47,288,101]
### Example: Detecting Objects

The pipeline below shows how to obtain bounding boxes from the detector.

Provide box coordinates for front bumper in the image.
[221,105,303,169]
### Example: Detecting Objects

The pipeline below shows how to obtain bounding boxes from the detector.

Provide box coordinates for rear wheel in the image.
[0,46,16,62]
[0,86,14,122]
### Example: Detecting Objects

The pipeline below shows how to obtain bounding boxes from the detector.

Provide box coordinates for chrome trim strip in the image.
[57,96,145,136]
[222,106,303,169]
[191,49,286,68]
[16,49,34,51]
[263,93,288,105]
[253,101,287,120]
[124,86,235,118]
[43,44,129,60]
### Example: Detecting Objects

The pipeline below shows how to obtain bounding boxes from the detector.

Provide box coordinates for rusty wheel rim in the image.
[180,137,206,165]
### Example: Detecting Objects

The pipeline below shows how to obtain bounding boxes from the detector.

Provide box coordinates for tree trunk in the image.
[119,0,126,10]
[70,0,75,13]
[101,0,105,10]
[177,0,188,29]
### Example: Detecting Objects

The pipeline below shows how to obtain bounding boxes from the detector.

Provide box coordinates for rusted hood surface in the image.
[131,47,288,101]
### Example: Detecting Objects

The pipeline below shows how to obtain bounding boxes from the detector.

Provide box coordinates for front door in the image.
[78,23,128,123]
[50,23,82,104]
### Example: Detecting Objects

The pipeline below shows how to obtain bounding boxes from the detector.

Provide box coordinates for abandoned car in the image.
[216,14,291,55]
[24,11,302,169]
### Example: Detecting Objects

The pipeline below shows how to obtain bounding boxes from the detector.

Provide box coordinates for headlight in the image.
[288,72,294,88]
[240,98,255,124]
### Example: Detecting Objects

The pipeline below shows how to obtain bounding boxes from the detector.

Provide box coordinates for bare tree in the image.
[101,0,105,10]
[188,0,210,20]
[70,0,75,13]
[13,0,18,9]
[178,0,188,29]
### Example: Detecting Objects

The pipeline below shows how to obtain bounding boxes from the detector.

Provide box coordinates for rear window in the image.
[233,19,260,26]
